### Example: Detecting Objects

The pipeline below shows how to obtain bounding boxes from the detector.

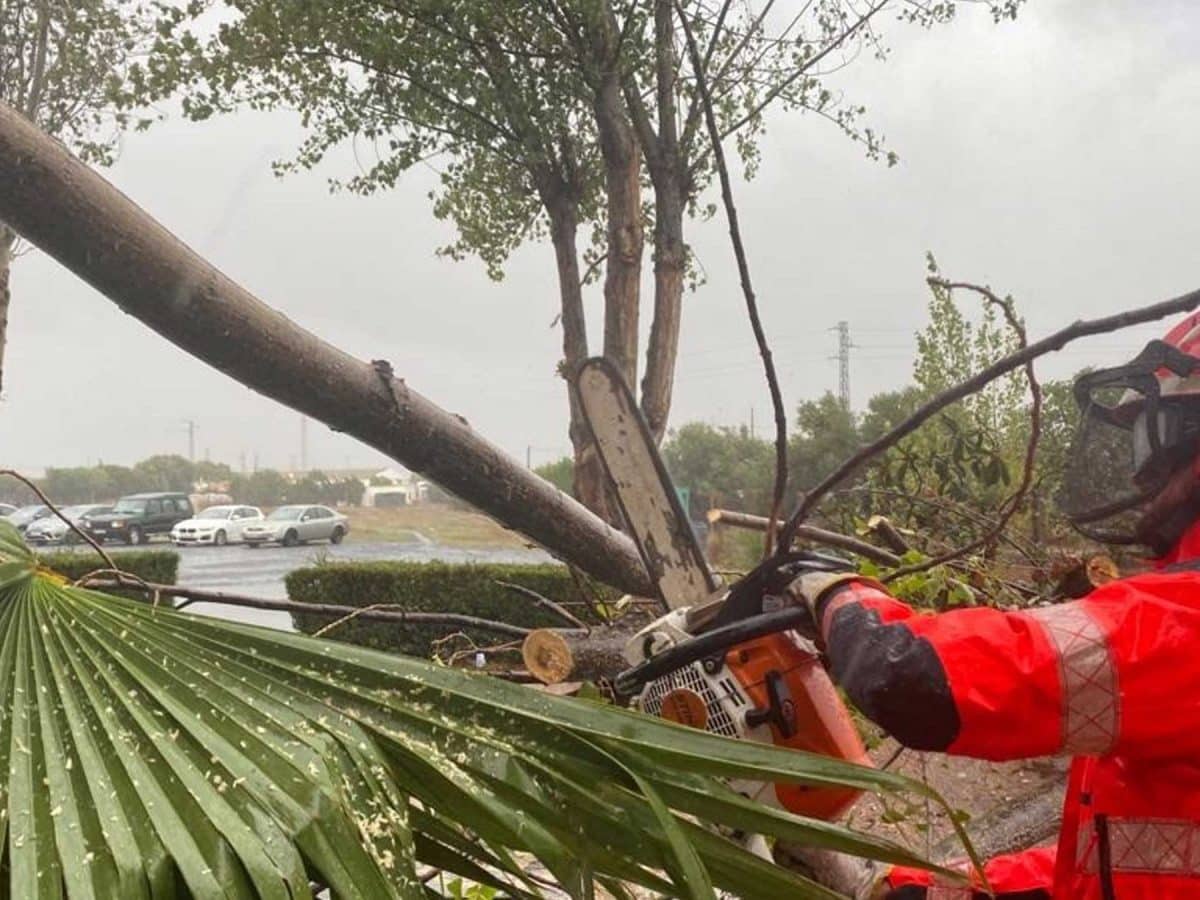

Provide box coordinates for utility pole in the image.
[300,416,309,472]
[183,419,196,462]
[829,321,854,409]
[526,445,532,469]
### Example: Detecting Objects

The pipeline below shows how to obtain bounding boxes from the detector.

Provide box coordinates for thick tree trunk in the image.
[546,198,614,520]
[641,177,685,443]
[593,77,643,394]
[0,226,12,397]
[0,101,654,596]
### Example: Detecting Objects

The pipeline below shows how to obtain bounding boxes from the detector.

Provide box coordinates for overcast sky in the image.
[3,1,1199,476]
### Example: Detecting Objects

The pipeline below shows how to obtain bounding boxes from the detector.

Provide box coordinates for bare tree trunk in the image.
[0,226,12,397]
[0,100,655,596]
[641,177,685,443]
[630,0,686,445]
[593,73,643,393]
[546,197,613,518]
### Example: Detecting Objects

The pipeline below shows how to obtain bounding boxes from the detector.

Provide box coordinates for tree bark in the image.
[641,175,686,443]
[546,196,614,520]
[0,226,12,397]
[591,23,643,393]
[0,100,654,596]
[638,0,687,445]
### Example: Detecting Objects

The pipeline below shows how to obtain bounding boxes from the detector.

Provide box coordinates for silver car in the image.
[242,505,349,547]
[25,504,113,545]
[4,504,52,534]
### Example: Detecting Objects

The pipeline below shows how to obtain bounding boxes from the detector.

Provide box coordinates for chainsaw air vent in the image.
[640,662,740,738]
[718,677,746,707]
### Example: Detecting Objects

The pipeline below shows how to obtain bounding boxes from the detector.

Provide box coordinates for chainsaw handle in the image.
[614,606,816,696]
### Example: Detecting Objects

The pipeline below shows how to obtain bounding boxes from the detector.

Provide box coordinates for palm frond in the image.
[0,522,959,898]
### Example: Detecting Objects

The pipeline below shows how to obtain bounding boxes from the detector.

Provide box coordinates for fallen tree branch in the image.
[779,280,1200,547]
[1,469,115,571]
[494,579,589,630]
[676,2,789,557]
[707,508,901,566]
[837,486,1045,567]
[0,101,653,597]
[884,281,1042,581]
[77,577,584,639]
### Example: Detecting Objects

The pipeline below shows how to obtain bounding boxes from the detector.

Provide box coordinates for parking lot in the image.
[173,538,552,630]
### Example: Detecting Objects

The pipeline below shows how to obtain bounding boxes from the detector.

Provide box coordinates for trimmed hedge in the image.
[38,549,180,605]
[286,561,617,656]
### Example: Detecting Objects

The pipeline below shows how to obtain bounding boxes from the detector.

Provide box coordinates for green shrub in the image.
[38,549,180,605]
[286,561,617,656]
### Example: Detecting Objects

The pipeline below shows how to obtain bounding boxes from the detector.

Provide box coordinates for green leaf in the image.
[0,528,964,897]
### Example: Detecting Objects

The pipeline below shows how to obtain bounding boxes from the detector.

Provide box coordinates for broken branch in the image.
[706,508,901,566]
[76,578,584,640]
[884,281,1042,581]
[779,282,1200,547]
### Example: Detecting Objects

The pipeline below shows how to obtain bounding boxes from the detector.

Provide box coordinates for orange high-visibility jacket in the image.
[817,523,1200,900]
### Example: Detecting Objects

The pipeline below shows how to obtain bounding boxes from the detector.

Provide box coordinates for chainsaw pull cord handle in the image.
[613,606,815,697]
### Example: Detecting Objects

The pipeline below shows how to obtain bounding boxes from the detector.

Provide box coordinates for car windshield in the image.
[59,506,92,519]
[113,499,147,513]
[9,506,47,523]
[267,507,304,521]
[197,507,233,520]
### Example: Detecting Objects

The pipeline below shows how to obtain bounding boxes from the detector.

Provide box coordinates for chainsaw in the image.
[574,357,869,821]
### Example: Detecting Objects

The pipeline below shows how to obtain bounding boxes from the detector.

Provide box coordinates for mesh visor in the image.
[1060,340,1200,544]
[1061,393,1158,544]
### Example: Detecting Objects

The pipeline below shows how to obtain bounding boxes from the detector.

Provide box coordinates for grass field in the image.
[345,503,533,549]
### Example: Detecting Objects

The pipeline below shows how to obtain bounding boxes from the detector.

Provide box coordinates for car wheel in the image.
[214,530,227,547]
[282,529,299,548]
[127,525,144,546]
[330,527,345,545]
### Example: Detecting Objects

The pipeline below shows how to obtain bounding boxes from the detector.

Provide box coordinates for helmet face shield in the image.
[1060,340,1200,545]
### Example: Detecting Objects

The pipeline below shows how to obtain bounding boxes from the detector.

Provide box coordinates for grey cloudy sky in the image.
[3,0,1199,476]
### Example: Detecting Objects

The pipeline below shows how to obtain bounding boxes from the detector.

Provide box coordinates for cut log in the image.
[0,102,653,597]
[1054,555,1119,599]
[520,625,639,684]
[707,509,900,566]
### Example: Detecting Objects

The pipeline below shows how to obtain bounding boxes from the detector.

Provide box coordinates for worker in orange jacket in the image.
[789,312,1200,899]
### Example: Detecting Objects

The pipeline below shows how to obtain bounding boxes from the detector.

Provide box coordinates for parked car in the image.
[5,505,52,534]
[85,492,195,545]
[0,503,16,518]
[242,505,349,547]
[25,504,113,545]
[171,505,264,546]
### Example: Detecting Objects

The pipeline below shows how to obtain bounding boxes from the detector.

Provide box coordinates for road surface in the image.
[169,539,552,630]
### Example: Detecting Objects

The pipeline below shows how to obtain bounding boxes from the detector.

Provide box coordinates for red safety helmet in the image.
[1061,311,1200,552]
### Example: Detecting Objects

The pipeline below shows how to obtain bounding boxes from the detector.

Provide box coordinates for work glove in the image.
[775,551,882,637]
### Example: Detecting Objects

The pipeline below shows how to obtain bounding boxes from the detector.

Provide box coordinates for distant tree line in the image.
[0,455,366,508]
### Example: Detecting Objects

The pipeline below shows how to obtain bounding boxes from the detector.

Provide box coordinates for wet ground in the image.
[146,538,551,630]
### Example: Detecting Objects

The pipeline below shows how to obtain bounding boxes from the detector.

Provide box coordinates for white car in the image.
[170,505,264,546]
[242,505,349,547]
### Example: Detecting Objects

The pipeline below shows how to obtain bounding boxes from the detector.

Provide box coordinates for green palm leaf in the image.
[0,521,960,898]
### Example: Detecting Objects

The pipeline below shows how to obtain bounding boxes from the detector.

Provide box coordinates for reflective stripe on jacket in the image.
[816,550,1200,899]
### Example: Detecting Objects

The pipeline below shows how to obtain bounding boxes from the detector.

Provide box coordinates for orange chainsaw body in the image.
[724,632,869,819]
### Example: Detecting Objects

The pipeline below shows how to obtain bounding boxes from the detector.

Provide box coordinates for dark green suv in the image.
[85,492,195,545]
